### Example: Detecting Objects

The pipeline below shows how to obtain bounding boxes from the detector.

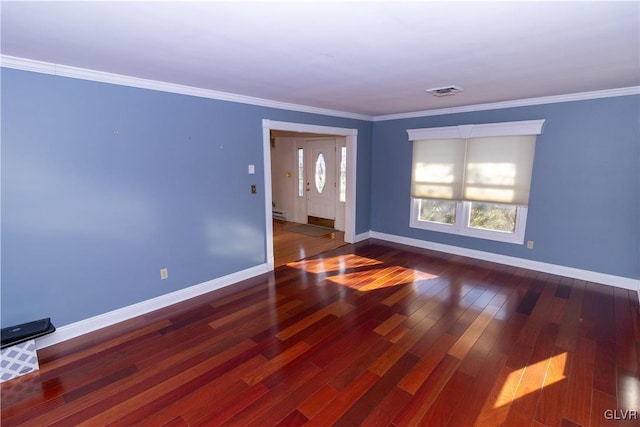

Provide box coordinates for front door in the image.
[306,139,336,222]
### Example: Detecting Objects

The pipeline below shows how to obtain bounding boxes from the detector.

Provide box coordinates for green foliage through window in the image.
[419,200,457,225]
[469,202,517,233]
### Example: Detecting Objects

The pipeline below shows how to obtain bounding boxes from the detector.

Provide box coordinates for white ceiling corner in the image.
[1,1,638,117]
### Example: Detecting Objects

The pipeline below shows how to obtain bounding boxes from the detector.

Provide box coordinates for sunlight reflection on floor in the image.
[287,254,383,274]
[287,254,439,291]
[493,352,567,409]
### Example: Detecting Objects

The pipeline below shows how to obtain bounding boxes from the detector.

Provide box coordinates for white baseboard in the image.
[354,231,372,243]
[370,231,640,292]
[34,232,639,350]
[35,263,270,349]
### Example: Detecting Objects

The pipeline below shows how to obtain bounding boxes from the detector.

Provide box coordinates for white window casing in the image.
[407,119,544,244]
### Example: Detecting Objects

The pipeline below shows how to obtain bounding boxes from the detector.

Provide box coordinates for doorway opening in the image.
[261,120,358,270]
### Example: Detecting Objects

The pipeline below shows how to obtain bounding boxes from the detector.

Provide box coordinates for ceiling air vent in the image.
[425,85,464,97]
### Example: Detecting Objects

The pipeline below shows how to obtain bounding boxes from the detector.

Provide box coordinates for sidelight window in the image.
[339,146,347,203]
[297,148,304,197]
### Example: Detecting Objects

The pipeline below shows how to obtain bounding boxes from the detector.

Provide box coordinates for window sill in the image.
[409,199,528,245]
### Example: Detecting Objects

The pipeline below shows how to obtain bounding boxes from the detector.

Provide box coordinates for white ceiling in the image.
[2,1,639,117]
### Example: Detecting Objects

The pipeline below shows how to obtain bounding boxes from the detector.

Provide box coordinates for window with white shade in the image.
[408,120,544,244]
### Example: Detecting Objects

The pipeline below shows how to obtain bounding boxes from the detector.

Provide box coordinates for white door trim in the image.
[262,120,358,270]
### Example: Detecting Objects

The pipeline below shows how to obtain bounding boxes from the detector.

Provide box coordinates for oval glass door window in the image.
[315,153,326,193]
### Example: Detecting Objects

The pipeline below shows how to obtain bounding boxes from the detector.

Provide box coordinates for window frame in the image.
[410,199,529,244]
[407,119,543,246]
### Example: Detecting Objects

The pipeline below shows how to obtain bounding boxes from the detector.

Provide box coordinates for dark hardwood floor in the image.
[2,239,639,426]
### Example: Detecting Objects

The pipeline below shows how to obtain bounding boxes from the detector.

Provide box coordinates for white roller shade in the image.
[408,120,543,206]
[465,135,537,205]
[411,138,465,200]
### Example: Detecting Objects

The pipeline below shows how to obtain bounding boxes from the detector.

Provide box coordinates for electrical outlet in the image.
[526,240,534,249]
[160,268,168,280]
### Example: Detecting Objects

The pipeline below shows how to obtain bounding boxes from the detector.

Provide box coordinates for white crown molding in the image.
[369,231,640,293]
[407,119,545,141]
[374,87,640,122]
[3,55,638,124]
[0,55,372,122]
[34,263,270,349]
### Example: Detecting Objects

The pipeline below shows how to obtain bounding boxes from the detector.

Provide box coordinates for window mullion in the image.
[455,201,466,232]
[460,138,469,201]
[462,201,469,231]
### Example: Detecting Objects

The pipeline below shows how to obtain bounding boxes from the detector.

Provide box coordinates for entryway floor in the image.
[273,220,346,267]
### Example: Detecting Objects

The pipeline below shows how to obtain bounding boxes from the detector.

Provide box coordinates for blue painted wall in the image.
[2,67,637,330]
[371,95,640,280]
[1,69,372,327]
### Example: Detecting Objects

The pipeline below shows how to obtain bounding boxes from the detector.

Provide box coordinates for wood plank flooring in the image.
[2,239,639,426]
[273,220,346,267]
